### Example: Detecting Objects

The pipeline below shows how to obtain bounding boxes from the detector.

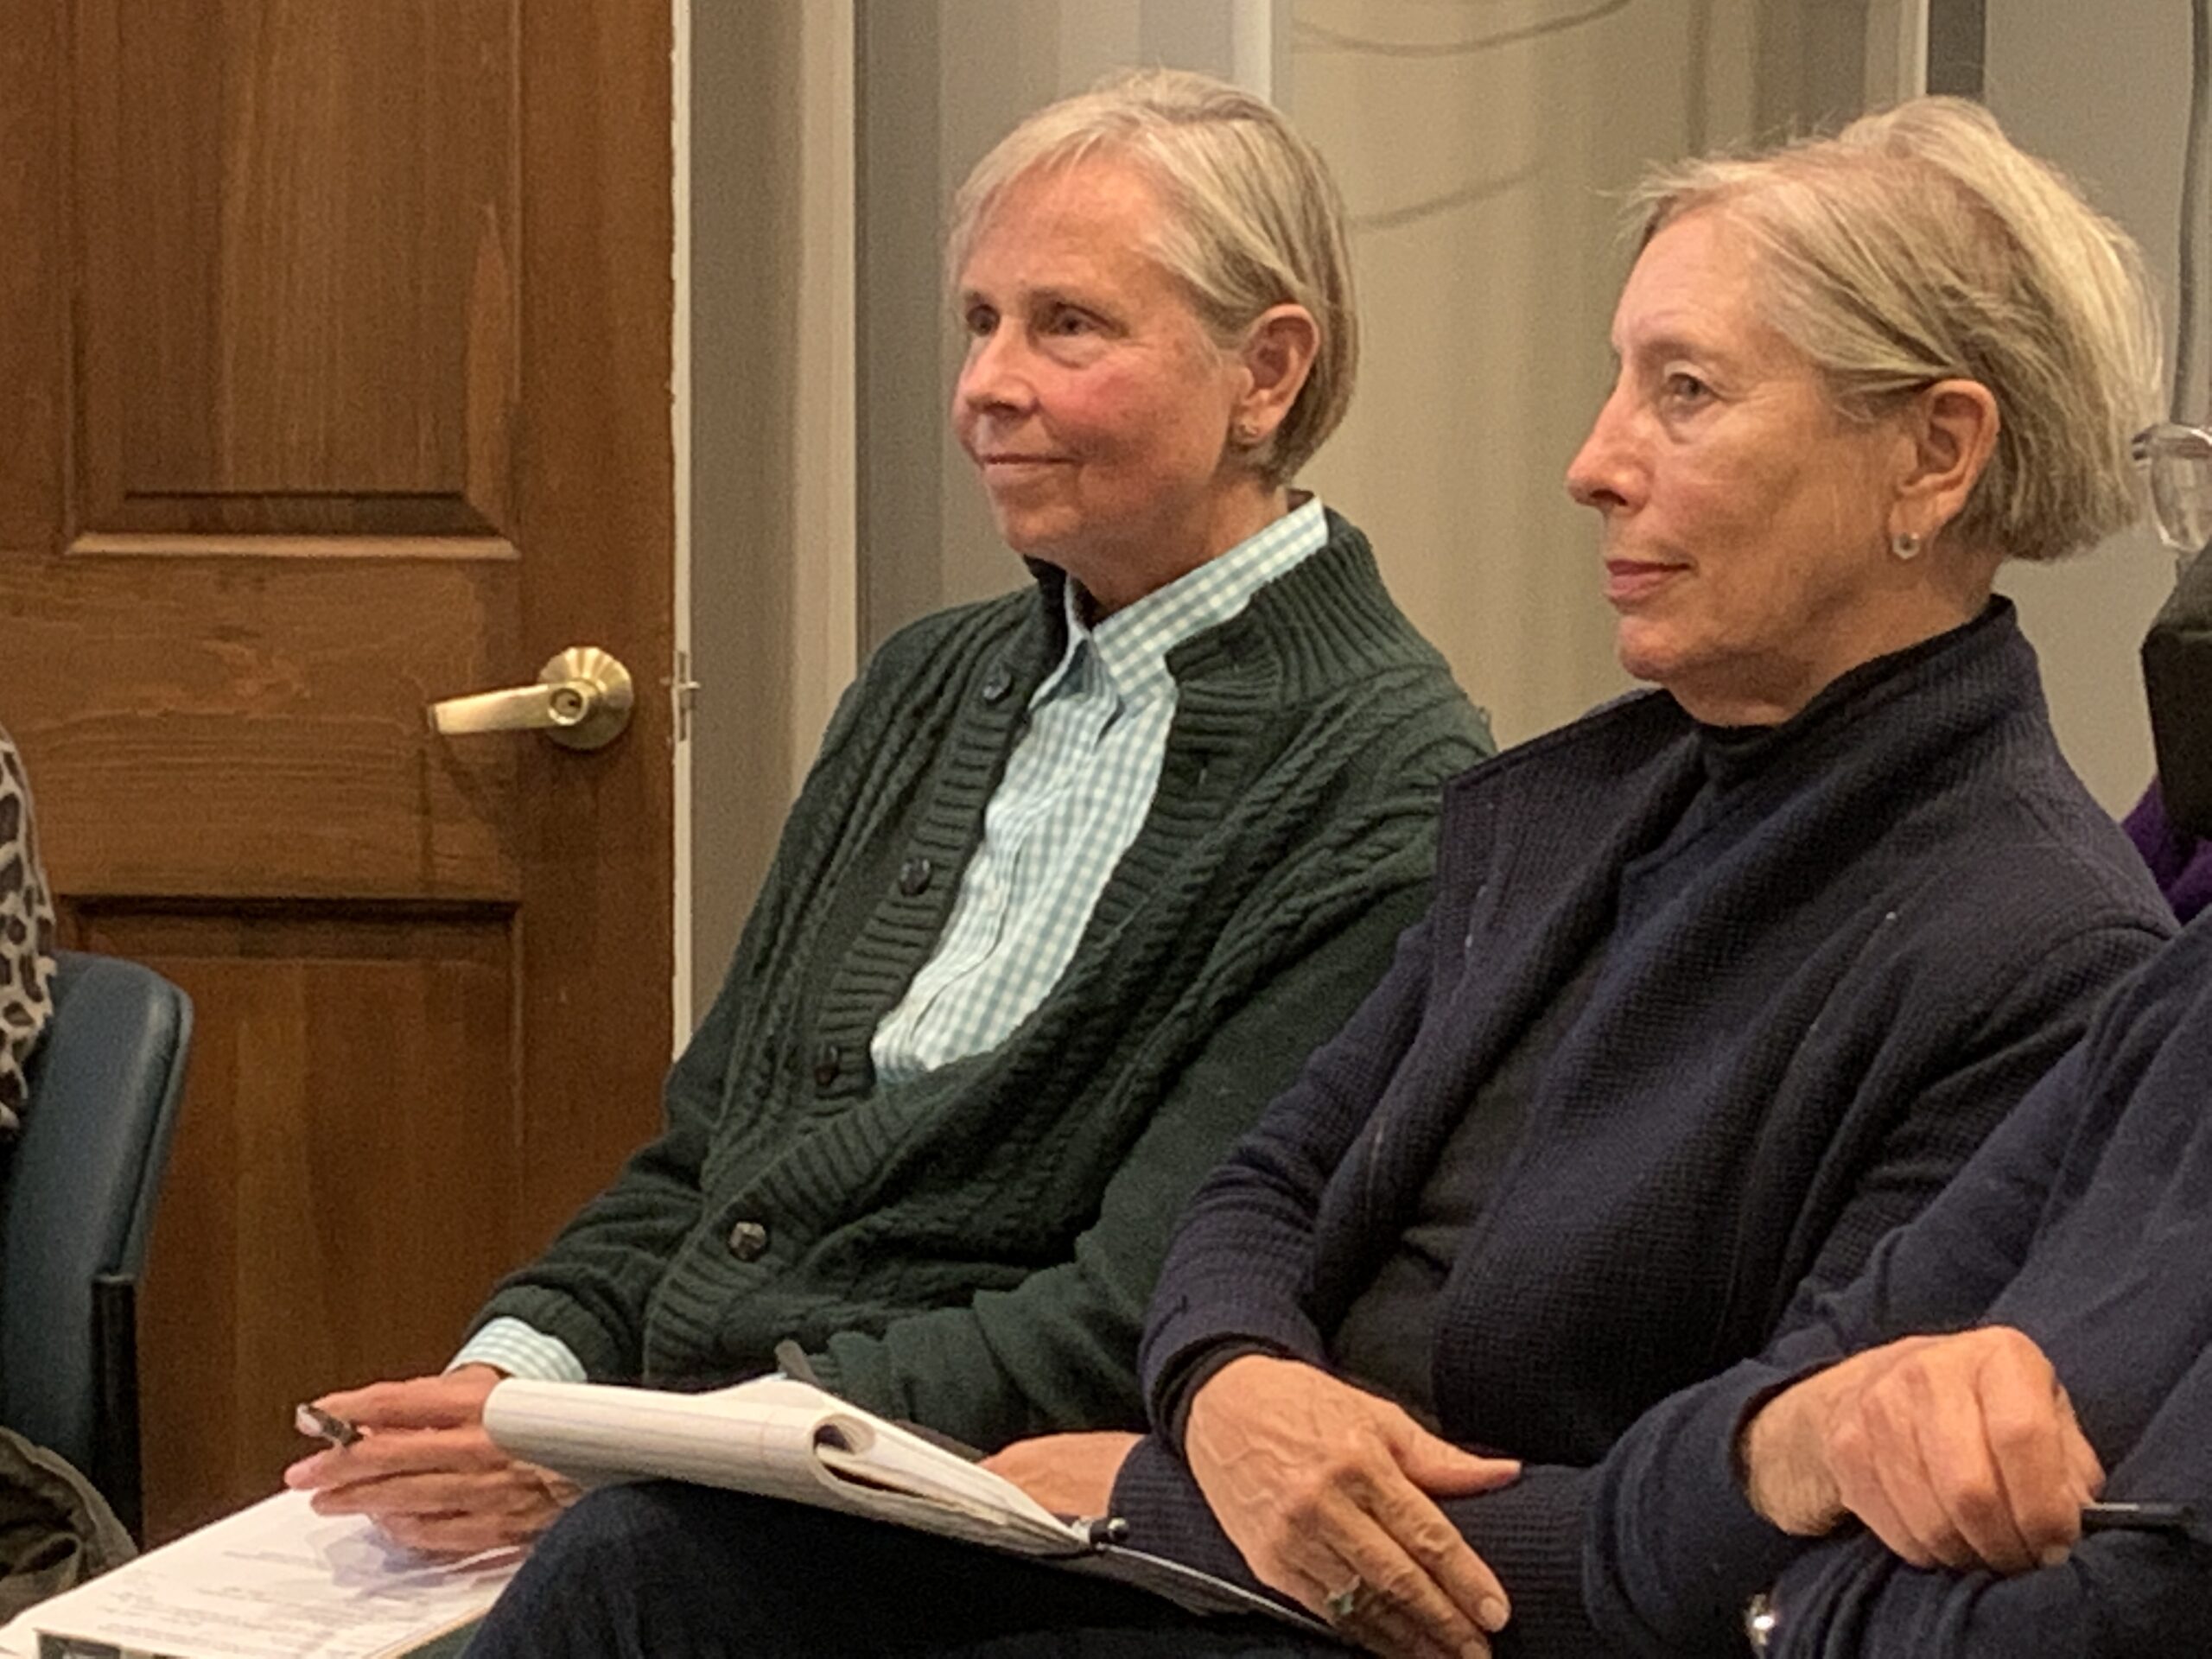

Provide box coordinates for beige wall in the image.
[1983,0,2192,813]
[689,1,858,1016]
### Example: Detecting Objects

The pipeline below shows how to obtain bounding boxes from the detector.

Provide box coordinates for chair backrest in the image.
[0,950,191,1527]
[2145,541,2212,837]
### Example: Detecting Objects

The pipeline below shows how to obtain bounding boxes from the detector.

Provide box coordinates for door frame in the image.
[681,0,860,1032]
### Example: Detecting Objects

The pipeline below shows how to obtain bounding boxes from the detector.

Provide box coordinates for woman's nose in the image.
[958,326,1033,416]
[1566,391,1636,512]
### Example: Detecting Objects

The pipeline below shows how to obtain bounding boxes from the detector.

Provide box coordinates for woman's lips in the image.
[1605,559,1687,604]
[980,455,1069,485]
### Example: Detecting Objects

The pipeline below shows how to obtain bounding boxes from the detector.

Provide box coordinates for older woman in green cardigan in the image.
[284,68,1489,1557]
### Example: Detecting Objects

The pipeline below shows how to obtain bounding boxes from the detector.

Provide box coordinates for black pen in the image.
[294,1401,363,1450]
[2081,1500,2198,1539]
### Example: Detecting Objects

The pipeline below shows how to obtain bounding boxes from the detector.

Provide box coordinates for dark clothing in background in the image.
[1587,908,2212,1656]
[2124,779,2212,921]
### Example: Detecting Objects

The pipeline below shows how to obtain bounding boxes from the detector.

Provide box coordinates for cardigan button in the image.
[898,856,935,897]
[728,1219,770,1262]
[813,1043,842,1087]
[980,664,1014,703]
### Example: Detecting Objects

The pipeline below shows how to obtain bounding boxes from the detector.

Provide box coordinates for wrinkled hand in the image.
[1742,1326,2105,1573]
[283,1365,579,1556]
[1185,1355,1519,1659]
[982,1431,1141,1518]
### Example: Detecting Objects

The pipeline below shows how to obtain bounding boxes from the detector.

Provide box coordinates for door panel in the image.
[78,0,520,537]
[1,0,675,1540]
[0,557,519,896]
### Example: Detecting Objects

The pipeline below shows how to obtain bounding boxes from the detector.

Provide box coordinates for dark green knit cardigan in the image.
[468,512,1491,1447]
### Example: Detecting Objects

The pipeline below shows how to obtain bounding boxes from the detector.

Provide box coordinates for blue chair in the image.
[0,950,192,1538]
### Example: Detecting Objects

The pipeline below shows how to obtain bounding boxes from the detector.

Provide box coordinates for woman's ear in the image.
[1233,303,1320,445]
[1892,378,2000,545]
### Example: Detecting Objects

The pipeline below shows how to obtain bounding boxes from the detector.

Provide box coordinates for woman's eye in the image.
[1046,308,1096,337]
[963,304,998,338]
[1663,372,1713,405]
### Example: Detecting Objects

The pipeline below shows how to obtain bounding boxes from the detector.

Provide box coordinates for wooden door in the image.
[0,0,676,1540]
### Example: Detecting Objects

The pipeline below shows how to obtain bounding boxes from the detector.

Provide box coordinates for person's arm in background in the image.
[1587,933,2206,1657]
[2125,782,2212,921]
[1745,1351,2212,1657]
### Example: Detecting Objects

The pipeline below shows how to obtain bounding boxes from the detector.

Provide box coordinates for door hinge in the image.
[671,648,702,741]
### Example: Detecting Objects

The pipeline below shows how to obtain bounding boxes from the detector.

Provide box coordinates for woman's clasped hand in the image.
[1185,1357,1517,1658]
[1741,1325,2105,1574]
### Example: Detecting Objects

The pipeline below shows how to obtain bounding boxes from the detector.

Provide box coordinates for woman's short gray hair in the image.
[948,68,1357,487]
[1631,97,2162,564]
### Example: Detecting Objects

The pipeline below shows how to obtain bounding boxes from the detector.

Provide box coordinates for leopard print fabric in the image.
[0,729,56,1137]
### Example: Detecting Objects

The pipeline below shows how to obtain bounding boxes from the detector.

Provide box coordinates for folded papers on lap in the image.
[1,1491,518,1659]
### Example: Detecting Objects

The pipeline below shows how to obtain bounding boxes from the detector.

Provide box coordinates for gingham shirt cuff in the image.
[449,1318,588,1382]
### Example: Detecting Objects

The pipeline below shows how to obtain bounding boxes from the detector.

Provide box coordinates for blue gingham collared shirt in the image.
[456,496,1329,1384]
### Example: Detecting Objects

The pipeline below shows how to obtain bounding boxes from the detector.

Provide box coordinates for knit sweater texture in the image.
[467,512,1490,1447]
[1114,601,2173,1654]
[1587,909,2212,1656]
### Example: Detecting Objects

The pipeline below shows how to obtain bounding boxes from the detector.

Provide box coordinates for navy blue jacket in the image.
[1588,910,2212,1656]
[1113,604,2172,1655]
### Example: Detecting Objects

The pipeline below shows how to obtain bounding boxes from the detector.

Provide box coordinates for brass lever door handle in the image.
[430,646,634,752]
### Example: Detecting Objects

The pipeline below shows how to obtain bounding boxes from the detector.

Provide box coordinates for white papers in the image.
[9,1491,518,1659]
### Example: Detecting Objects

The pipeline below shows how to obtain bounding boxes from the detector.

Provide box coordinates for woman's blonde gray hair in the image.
[948,68,1357,487]
[1631,96,2162,563]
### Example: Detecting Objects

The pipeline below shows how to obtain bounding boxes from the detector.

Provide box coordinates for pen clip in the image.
[772,1339,825,1391]
[1077,1514,1129,1549]
[2080,1500,2203,1543]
